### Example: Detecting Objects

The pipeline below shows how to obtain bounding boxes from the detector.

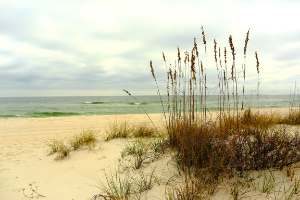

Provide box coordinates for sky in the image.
[0,0,299,97]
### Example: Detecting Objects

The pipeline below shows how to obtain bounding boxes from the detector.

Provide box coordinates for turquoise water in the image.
[0,95,299,119]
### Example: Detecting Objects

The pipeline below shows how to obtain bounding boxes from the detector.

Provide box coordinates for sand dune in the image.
[0,113,166,200]
[1,108,300,200]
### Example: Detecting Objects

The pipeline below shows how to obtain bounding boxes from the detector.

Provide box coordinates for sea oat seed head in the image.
[255,51,260,73]
[224,47,227,64]
[244,29,250,56]
[150,60,157,81]
[201,25,206,45]
[214,39,218,63]
[229,35,236,60]
[177,47,181,62]
[169,68,173,85]
[123,89,131,96]
[200,61,203,75]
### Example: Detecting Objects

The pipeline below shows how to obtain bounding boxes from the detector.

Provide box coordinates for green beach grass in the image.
[47,129,98,160]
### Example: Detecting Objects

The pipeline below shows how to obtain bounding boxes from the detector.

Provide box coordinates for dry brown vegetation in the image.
[93,26,300,200]
[148,26,300,199]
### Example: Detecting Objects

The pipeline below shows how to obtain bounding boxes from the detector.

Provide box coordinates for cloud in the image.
[0,0,299,97]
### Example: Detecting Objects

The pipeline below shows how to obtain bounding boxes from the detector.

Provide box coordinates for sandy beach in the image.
[1,107,300,200]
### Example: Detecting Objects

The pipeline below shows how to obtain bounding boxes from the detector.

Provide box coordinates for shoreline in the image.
[1,104,299,120]
[0,107,298,148]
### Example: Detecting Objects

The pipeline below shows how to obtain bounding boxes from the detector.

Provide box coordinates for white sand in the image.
[1,108,300,200]
[0,113,168,200]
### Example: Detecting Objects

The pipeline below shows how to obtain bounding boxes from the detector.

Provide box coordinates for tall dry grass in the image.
[147,26,300,197]
[121,26,300,199]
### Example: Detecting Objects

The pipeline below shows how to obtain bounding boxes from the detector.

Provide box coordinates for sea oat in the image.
[244,29,250,57]
[150,60,156,81]
[255,51,259,73]
[201,25,206,53]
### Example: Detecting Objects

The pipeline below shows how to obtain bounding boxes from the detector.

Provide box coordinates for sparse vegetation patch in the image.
[46,130,98,160]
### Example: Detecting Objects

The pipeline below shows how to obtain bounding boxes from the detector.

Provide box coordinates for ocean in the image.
[0,95,299,119]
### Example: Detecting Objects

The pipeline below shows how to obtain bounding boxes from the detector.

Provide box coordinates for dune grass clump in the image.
[90,167,158,200]
[105,121,158,141]
[230,108,279,130]
[47,130,98,160]
[132,122,157,138]
[90,168,132,200]
[105,121,131,141]
[70,129,98,150]
[278,110,300,125]
[150,137,169,155]
[121,139,150,169]
[119,137,168,170]
[47,139,71,160]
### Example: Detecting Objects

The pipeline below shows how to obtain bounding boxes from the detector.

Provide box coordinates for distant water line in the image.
[0,95,299,119]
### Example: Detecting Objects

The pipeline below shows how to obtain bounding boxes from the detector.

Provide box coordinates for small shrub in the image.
[22,184,45,198]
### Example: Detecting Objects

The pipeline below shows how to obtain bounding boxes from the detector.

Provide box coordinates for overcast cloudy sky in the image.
[0,0,299,97]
